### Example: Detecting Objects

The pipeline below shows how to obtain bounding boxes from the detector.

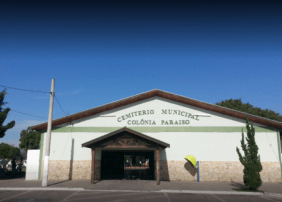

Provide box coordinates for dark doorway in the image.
[101,150,154,180]
[101,151,124,179]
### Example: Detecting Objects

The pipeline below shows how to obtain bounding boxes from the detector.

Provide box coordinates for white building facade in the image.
[30,90,282,183]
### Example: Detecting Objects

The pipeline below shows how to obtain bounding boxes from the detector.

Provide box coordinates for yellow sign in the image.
[185,155,197,167]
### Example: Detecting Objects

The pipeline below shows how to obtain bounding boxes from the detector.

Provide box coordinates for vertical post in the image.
[277,132,282,177]
[197,161,200,182]
[69,138,74,180]
[156,147,160,185]
[38,133,44,180]
[42,79,55,187]
[91,147,95,184]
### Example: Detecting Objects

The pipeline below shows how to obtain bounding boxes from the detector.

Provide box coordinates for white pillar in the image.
[42,79,55,186]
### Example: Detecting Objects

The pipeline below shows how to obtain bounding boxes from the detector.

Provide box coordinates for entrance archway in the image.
[82,127,170,185]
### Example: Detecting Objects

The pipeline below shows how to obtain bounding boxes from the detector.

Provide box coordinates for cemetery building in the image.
[30,89,282,183]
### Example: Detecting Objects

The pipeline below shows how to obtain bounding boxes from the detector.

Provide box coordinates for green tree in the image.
[216,98,281,121]
[236,117,262,190]
[19,128,41,151]
[0,143,20,159]
[0,89,15,138]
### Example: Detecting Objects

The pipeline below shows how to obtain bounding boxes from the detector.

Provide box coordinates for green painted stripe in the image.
[277,132,282,178]
[38,133,44,180]
[49,126,275,133]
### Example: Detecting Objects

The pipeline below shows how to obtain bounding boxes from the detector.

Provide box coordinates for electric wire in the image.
[0,84,50,94]
[10,110,47,120]
[1,84,69,119]
[54,95,67,116]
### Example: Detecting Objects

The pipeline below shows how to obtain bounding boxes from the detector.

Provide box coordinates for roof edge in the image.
[81,127,170,148]
[30,89,282,130]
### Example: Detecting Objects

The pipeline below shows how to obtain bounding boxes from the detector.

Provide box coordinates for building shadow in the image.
[0,170,26,180]
[184,161,197,177]
[48,179,71,186]
[160,148,170,181]
[229,181,249,189]
[160,150,199,181]
[93,179,102,184]
[69,138,74,180]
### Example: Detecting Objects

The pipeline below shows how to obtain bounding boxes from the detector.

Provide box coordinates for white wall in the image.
[156,132,279,162]
[58,97,265,128]
[25,150,40,181]
[39,96,279,164]
[42,131,279,163]
[42,132,106,161]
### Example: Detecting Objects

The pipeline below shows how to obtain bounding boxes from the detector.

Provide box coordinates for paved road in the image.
[0,190,282,202]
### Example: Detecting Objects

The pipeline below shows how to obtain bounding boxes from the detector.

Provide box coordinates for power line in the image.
[54,95,67,116]
[10,110,47,120]
[1,84,69,119]
[0,85,50,94]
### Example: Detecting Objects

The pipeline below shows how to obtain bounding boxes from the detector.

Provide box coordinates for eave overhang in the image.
[82,127,170,149]
[29,89,282,130]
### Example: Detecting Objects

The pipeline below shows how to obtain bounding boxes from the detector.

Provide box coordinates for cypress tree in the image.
[0,89,15,138]
[236,117,262,190]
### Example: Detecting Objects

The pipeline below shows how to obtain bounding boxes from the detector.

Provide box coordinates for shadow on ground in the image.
[48,180,71,186]
[0,170,26,180]
[229,181,264,192]
[229,181,249,189]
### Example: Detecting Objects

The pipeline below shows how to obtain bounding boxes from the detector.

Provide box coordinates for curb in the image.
[157,190,264,195]
[264,192,282,198]
[82,189,265,195]
[0,187,85,191]
[1,188,280,196]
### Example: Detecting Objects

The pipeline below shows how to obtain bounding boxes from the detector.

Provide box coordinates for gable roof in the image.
[29,89,282,130]
[82,127,170,148]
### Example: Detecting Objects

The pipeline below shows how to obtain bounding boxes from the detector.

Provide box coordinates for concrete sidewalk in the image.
[0,178,281,195]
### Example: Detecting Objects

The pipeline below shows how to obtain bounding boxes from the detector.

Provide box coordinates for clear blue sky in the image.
[1,0,281,147]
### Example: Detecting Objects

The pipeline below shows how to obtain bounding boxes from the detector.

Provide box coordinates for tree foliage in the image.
[0,89,15,138]
[19,128,41,151]
[236,117,262,190]
[0,143,20,159]
[216,98,281,121]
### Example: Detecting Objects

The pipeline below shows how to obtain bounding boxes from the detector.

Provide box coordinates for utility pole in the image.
[42,79,55,187]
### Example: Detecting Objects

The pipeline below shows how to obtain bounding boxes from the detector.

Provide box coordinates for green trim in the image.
[48,126,275,133]
[277,132,282,178]
[38,133,44,180]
